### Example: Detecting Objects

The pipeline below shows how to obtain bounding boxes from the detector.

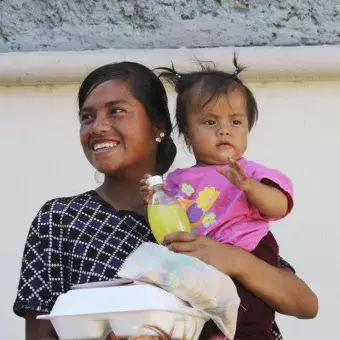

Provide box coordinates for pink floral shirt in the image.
[165,158,294,251]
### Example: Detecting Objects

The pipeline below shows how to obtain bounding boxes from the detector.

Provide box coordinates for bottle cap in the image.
[147,176,163,187]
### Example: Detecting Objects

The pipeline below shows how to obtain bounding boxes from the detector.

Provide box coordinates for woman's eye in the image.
[203,119,216,125]
[110,108,124,115]
[80,114,93,122]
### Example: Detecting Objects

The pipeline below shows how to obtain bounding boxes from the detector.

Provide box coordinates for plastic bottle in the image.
[147,176,191,243]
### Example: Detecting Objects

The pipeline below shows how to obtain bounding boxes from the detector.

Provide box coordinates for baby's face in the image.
[185,88,249,166]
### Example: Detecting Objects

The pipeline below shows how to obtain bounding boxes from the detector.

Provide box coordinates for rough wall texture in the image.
[1,0,340,52]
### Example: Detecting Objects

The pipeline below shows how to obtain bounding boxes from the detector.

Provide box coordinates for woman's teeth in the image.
[93,142,119,151]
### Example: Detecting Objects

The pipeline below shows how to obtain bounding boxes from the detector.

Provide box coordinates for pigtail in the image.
[232,51,246,77]
[154,62,182,92]
[155,51,257,140]
[194,56,216,73]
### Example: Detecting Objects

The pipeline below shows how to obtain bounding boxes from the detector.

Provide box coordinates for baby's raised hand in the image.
[139,174,153,204]
[217,158,251,192]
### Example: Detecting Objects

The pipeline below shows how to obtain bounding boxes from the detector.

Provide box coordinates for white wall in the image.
[2,81,339,339]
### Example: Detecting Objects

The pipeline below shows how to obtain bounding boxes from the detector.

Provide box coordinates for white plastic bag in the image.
[118,242,240,340]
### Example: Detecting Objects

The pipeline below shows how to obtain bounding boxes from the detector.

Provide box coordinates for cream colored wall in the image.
[2,81,339,339]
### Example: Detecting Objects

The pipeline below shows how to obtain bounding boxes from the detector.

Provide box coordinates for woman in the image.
[13,62,318,340]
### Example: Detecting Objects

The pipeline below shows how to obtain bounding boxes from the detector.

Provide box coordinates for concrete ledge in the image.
[1,45,340,85]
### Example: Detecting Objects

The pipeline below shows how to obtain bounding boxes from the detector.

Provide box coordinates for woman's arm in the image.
[233,249,318,318]
[14,203,63,340]
[26,312,58,340]
[163,232,318,319]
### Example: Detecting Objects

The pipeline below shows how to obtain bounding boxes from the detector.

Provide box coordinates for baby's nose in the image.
[218,126,230,136]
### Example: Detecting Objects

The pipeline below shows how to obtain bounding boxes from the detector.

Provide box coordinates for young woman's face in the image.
[185,87,249,166]
[79,79,159,177]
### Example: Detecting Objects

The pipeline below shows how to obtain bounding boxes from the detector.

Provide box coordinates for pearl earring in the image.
[156,132,165,143]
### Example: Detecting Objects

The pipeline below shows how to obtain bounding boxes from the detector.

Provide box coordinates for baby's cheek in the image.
[236,137,248,156]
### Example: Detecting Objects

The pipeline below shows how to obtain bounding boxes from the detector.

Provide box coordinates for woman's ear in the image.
[154,123,166,143]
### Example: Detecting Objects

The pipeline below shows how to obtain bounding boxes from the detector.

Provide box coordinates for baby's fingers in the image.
[140,174,152,188]
[216,167,228,177]
[140,176,153,203]
[140,184,151,193]
[140,186,152,201]
[228,157,238,169]
[140,173,152,184]
[228,158,244,173]
[227,168,241,180]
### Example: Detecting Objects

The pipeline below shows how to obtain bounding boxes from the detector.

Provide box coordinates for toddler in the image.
[140,55,293,340]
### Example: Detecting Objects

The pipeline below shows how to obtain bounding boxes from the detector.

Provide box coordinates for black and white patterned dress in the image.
[13,190,289,339]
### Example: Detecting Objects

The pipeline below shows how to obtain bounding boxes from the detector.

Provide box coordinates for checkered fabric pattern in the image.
[13,190,155,317]
[13,190,290,339]
[272,321,284,340]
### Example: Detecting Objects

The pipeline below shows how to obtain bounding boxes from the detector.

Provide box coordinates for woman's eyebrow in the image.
[79,100,130,115]
[78,106,93,115]
[104,99,130,107]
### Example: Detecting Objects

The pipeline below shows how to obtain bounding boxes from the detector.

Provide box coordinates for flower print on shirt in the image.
[181,183,195,197]
[196,187,220,212]
[202,212,217,228]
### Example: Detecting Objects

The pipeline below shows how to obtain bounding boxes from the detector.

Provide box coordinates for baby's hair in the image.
[107,323,192,340]
[155,53,258,137]
[127,325,172,339]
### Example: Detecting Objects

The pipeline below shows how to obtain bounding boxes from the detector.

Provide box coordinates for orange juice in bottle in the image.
[147,176,191,243]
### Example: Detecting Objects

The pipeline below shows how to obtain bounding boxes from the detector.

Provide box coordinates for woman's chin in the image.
[93,162,121,176]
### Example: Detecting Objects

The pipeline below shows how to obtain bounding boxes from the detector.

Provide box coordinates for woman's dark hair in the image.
[78,61,177,175]
[155,54,258,137]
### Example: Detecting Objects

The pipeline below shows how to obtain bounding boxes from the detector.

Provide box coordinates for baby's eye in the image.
[203,119,216,126]
[232,119,242,125]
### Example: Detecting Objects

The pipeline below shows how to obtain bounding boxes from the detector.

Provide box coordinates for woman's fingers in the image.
[106,332,119,340]
[162,231,197,245]
[167,241,197,253]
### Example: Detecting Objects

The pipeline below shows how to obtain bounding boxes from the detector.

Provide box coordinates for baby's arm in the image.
[217,159,291,219]
[242,177,288,218]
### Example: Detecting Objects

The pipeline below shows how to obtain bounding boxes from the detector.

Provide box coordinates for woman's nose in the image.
[91,115,112,134]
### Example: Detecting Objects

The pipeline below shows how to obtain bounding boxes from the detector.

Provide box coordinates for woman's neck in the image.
[96,173,144,214]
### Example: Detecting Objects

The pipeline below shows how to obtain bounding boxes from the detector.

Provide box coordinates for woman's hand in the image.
[162,231,318,319]
[162,231,245,278]
[106,332,118,340]
[25,312,58,340]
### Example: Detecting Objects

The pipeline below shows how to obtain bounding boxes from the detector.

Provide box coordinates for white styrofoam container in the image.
[38,282,209,340]
[38,315,109,340]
